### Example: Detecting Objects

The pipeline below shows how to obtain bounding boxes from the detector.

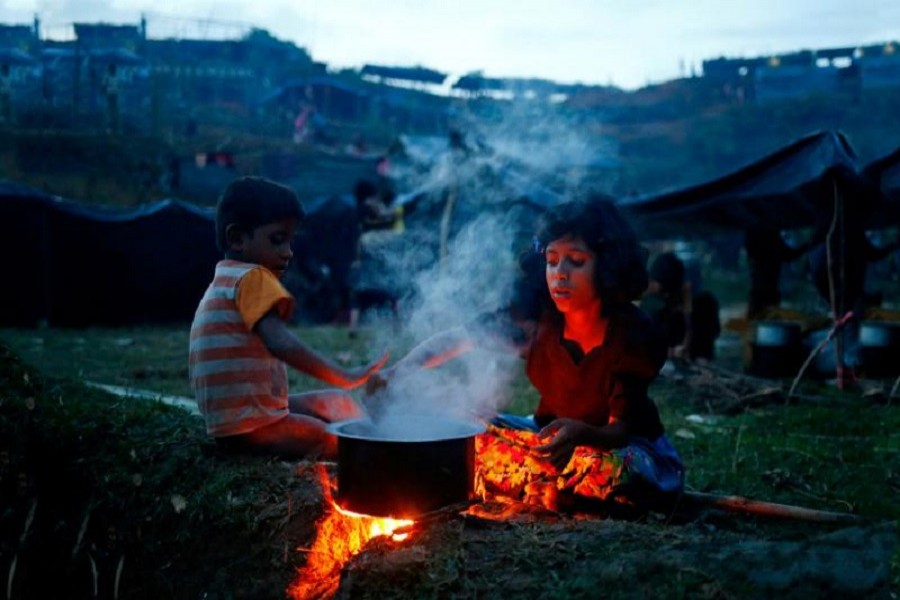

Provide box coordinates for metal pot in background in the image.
[327,416,484,518]
[754,321,802,347]
[859,321,900,377]
[749,321,804,378]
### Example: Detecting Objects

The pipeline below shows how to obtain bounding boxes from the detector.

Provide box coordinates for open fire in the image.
[288,466,413,600]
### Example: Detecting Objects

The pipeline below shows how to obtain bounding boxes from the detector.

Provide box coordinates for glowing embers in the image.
[333,503,414,542]
[289,467,413,600]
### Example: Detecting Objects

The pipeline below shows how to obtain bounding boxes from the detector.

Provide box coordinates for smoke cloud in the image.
[357,101,607,431]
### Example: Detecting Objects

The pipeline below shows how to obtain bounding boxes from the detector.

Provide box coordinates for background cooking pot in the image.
[327,415,485,518]
[859,321,900,377]
[750,321,804,378]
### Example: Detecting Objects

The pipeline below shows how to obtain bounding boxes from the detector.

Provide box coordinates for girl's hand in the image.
[535,418,593,471]
[342,352,389,389]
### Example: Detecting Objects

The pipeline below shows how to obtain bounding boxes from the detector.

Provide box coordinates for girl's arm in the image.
[255,312,388,389]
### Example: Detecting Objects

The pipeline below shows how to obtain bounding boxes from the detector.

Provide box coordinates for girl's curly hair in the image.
[521,194,649,315]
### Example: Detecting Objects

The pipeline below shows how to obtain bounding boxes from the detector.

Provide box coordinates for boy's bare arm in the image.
[255,312,387,389]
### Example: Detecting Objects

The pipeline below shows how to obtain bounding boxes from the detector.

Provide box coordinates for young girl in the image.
[371,194,683,514]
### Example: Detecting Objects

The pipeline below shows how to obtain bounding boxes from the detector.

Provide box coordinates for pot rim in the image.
[327,415,486,443]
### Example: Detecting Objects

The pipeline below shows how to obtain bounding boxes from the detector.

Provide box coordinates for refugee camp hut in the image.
[39,47,80,109]
[617,130,874,237]
[0,47,37,124]
[0,182,219,327]
[360,64,447,89]
[618,131,895,379]
[863,145,900,223]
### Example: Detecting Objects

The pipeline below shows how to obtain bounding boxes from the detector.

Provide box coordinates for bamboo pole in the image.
[790,179,850,397]
[438,186,456,271]
[827,178,847,389]
[682,491,862,524]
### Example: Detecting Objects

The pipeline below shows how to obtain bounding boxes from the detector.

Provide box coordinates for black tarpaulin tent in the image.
[863,146,900,224]
[617,131,890,238]
[0,182,219,327]
[0,182,384,327]
[615,132,900,385]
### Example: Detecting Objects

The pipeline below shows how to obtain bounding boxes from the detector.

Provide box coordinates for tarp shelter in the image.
[616,132,900,383]
[0,181,380,327]
[617,130,891,239]
[0,182,219,327]
[863,146,900,225]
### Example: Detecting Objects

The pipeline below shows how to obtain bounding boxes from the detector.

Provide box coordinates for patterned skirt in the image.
[474,416,684,512]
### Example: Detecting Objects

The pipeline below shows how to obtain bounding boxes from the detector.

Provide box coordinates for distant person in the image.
[641,251,687,355]
[165,156,181,194]
[809,230,900,318]
[744,227,813,320]
[293,103,314,144]
[189,176,388,458]
[641,251,720,362]
[347,179,400,336]
[807,178,900,319]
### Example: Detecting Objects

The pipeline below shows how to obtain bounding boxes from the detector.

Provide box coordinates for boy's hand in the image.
[342,352,389,390]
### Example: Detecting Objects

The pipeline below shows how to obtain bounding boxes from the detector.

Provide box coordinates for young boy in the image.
[189,176,387,458]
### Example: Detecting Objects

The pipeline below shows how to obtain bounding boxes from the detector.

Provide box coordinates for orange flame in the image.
[288,466,414,600]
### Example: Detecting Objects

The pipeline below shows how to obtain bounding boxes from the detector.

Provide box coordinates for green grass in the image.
[1,324,898,598]
[2,323,898,519]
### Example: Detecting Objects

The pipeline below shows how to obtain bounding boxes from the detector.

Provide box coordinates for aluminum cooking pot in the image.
[327,415,485,518]
[754,321,802,347]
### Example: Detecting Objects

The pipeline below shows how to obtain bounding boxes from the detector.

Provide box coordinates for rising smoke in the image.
[362,210,523,426]
[358,102,606,426]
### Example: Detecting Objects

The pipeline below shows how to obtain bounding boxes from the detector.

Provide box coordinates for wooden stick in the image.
[392,499,477,535]
[889,375,900,399]
[682,491,862,524]
[439,186,456,270]
[827,178,846,389]
[788,310,853,398]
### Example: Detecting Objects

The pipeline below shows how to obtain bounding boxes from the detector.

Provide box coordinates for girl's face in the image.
[544,235,600,313]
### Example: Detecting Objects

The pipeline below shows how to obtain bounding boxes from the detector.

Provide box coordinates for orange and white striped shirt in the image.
[189,260,295,436]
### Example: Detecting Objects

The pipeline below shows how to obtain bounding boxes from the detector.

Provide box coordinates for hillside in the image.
[1,82,898,208]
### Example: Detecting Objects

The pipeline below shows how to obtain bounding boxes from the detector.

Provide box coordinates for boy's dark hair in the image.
[215,176,305,252]
[531,194,649,309]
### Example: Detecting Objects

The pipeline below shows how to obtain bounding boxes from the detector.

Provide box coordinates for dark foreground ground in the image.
[0,328,898,599]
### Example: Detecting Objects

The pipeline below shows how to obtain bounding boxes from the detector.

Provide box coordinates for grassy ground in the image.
[1,323,898,599]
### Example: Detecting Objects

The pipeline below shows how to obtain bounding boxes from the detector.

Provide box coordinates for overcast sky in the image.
[2,0,898,89]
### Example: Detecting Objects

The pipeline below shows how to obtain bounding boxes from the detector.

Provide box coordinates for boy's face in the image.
[228,218,297,277]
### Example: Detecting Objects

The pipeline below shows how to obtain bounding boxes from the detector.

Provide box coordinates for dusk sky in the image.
[1,0,898,89]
